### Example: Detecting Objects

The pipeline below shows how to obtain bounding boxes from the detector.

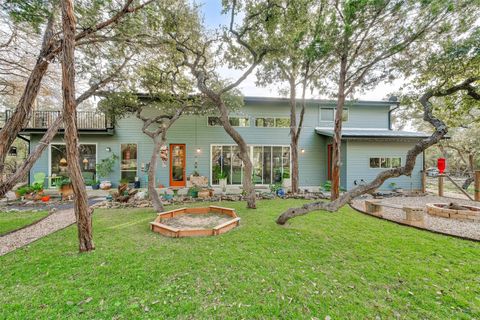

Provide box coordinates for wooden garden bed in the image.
[150,206,240,238]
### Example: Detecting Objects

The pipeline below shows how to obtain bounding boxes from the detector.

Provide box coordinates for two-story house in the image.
[18,96,427,191]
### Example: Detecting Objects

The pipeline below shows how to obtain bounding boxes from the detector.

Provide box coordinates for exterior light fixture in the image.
[105,147,111,152]
[196,148,201,153]
[301,149,305,154]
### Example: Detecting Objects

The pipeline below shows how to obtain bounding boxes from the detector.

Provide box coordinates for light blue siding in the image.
[29,98,418,190]
[346,140,423,191]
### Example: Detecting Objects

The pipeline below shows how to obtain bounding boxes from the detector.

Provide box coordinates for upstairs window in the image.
[255,117,290,128]
[320,108,348,122]
[208,116,250,127]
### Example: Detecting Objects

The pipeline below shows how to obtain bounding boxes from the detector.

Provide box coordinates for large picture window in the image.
[121,144,137,182]
[50,143,97,186]
[211,145,290,185]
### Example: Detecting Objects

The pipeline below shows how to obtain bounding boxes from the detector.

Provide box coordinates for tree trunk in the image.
[289,79,299,194]
[0,116,62,197]
[148,135,164,213]
[331,56,347,200]
[276,77,480,225]
[0,13,56,176]
[61,0,94,252]
[217,100,256,209]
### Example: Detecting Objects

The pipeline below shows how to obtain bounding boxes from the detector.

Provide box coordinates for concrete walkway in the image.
[0,208,75,256]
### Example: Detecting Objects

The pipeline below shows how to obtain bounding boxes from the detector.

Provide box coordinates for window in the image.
[208,116,250,127]
[212,145,290,185]
[369,157,401,169]
[255,117,290,128]
[50,143,97,186]
[320,108,348,122]
[121,144,137,182]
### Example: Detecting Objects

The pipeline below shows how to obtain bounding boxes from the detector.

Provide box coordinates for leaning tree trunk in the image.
[0,116,62,197]
[0,12,56,176]
[276,78,479,225]
[148,135,164,213]
[61,0,94,252]
[331,56,348,200]
[217,100,256,209]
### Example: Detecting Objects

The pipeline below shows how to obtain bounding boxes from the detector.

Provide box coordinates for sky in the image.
[196,1,401,101]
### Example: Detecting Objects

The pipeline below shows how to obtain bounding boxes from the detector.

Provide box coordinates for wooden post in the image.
[475,170,480,202]
[421,171,427,193]
[438,174,444,197]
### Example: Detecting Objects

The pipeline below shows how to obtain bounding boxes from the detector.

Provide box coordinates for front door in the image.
[170,144,186,187]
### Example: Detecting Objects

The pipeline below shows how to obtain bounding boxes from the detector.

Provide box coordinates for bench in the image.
[364,200,424,226]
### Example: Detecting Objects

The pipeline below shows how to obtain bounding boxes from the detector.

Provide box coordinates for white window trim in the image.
[206,116,251,127]
[368,156,403,169]
[120,143,139,181]
[254,117,291,128]
[320,107,349,122]
[209,144,292,186]
[48,142,98,187]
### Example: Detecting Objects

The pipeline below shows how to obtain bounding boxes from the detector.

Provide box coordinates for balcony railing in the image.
[4,110,114,131]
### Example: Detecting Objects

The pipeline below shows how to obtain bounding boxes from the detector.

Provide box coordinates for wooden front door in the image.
[170,144,186,187]
[327,144,333,180]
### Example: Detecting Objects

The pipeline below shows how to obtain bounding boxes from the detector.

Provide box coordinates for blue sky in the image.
[195,1,395,101]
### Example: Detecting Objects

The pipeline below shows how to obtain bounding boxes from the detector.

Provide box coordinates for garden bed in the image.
[150,206,240,238]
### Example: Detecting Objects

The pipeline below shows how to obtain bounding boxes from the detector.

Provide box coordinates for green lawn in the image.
[0,200,479,319]
[0,210,50,235]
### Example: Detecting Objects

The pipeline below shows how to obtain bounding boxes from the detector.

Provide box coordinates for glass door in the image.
[169,144,186,187]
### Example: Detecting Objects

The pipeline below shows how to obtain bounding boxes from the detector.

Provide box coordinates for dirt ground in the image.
[160,213,234,230]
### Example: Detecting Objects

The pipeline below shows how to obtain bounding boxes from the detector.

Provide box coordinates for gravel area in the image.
[0,208,75,256]
[161,213,233,230]
[352,194,480,240]
[0,197,105,256]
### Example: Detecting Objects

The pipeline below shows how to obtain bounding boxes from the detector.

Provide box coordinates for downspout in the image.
[388,102,400,130]
[17,135,31,184]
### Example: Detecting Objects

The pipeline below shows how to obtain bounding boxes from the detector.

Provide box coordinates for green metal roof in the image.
[315,127,430,139]
[244,96,398,107]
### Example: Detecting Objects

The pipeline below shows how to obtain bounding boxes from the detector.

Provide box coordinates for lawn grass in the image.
[0,210,50,235]
[0,199,479,319]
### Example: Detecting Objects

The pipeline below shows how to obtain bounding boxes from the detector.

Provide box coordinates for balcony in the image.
[2,110,114,134]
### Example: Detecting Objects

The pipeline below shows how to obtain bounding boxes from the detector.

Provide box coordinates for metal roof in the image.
[315,127,430,139]
[244,96,397,107]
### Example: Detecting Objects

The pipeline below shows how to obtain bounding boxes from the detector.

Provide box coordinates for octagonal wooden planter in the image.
[150,206,240,238]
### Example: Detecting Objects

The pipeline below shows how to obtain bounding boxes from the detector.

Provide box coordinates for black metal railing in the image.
[3,110,114,130]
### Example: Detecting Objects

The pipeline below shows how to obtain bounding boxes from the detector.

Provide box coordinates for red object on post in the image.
[437,158,446,174]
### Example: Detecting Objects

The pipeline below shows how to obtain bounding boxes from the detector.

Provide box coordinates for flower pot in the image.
[282,178,291,188]
[100,181,112,190]
[219,178,227,191]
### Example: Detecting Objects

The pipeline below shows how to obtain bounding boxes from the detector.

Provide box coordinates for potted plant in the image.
[282,169,291,189]
[119,178,130,188]
[216,170,228,191]
[389,182,403,193]
[92,180,101,190]
[96,153,118,190]
[187,186,201,198]
[57,177,74,200]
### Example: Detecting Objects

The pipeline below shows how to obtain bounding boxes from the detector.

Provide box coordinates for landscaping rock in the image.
[5,191,17,201]
[177,188,188,196]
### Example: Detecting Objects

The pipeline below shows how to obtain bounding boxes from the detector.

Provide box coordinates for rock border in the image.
[349,203,479,243]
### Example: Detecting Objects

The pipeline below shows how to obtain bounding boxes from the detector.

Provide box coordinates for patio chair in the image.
[33,172,46,187]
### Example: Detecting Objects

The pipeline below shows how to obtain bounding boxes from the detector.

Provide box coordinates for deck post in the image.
[438,174,444,197]
[475,170,480,202]
[421,171,427,193]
